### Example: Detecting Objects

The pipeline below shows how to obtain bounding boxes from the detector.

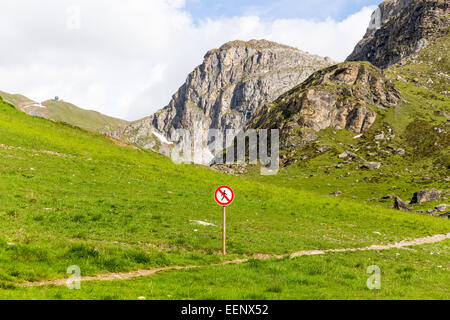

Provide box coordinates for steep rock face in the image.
[120,40,334,162]
[248,62,401,149]
[347,0,449,68]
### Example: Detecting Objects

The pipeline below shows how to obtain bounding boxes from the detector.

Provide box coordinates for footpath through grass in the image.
[1,240,448,300]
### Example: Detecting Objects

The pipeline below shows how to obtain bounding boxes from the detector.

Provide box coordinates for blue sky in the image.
[185,0,381,22]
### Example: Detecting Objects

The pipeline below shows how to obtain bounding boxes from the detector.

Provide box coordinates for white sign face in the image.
[214,186,234,206]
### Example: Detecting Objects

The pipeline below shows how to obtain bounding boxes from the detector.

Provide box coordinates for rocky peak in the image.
[120,39,334,163]
[211,39,297,52]
[347,0,449,68]
[248,62,401,149]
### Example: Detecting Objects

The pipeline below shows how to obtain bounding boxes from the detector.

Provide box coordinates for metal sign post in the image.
[222,206,226,255]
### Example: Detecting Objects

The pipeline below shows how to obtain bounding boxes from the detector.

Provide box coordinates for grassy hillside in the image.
[41,99,128,133]
[0,95,449,299]
[0,91,129,134]
[387,30,450,96]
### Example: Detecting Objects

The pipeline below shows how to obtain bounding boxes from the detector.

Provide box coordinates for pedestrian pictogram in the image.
[214,186,234,206]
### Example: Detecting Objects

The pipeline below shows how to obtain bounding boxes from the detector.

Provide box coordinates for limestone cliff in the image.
[347,0,449,68]
[248,62,401,149]
[119,40,334,162]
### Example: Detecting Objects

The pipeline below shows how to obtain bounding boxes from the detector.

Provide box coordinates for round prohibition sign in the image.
[214,186,234,206]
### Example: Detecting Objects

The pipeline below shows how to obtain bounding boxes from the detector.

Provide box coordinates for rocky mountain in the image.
[346,0,449,68]
[244,0,448,165]
[237,3,449,217]
[248,62,401,150]
[0,91,128,134]
[118,40,334,163]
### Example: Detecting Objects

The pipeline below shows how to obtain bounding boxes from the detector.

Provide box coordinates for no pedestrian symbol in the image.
[214,186,234,255]
[214,186,234,206]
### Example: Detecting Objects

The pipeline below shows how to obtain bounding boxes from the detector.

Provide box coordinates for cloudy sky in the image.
[0,0,379,121]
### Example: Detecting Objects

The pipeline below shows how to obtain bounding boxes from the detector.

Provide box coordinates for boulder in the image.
[317,145,331,153]
[394,196,409,211]
[410,189,442,204]
[338,151,359,159]
[374,132,385,140]
[362,162,382,170]
[435,204,448,212]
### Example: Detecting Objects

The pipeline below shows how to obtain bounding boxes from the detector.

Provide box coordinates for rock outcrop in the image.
[362,161,382,170]
[394,196,409,211]
[248,62,401,149]
[119,40,334,163]
[410,189,442,204]
[347,0,450,68]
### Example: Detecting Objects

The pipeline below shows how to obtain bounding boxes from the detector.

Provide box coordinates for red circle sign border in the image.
[214,186,234,206]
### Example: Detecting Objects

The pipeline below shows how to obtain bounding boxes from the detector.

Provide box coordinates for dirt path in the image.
[19,233,450,287]
[107,137,139,150]
[289,232,450,258]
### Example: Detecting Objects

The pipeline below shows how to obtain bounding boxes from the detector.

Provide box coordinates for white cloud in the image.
[0,0,375,120]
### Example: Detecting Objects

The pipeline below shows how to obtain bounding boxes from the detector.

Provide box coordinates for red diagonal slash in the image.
[218,188,231,203]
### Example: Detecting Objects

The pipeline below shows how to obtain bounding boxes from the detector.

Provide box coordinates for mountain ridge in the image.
[116,39,335,162]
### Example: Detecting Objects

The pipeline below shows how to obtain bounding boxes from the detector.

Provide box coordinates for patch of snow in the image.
[22,103,46,109]
[190,220,216,227]
[152,131,173,145]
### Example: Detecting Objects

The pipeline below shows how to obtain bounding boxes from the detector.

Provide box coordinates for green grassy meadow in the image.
[0,95,449,299]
